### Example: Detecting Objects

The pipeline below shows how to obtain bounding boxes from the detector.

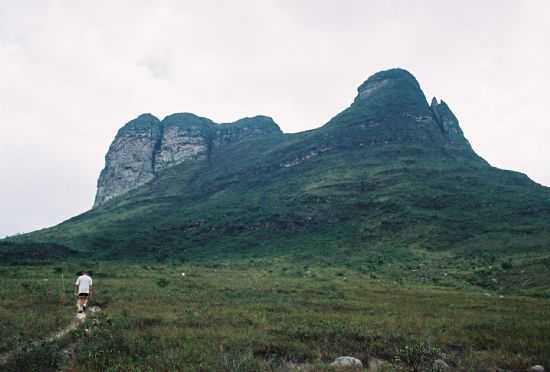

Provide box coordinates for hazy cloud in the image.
[1,0,549,237]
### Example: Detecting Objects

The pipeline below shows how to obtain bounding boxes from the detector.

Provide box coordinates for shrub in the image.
[156,278,170,288]
[501,261,513,270]
[394,340,441,372]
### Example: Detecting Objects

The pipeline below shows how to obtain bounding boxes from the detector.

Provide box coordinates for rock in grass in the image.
[433,359,450,371]
[527,366,545,372]
[368,357,386,371]
[330,356,363,368]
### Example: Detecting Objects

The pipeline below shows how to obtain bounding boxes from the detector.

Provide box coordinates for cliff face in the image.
[94,114,161,207]
[94,114,282,207]
[153,113,214,173]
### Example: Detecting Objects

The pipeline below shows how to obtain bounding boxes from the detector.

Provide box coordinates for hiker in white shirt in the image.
[74,271,93,313]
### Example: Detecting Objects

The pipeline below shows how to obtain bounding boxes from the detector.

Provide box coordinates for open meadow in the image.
[1,261,549,371]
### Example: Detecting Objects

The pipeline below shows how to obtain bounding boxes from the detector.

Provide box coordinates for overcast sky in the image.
[1,0,549,237]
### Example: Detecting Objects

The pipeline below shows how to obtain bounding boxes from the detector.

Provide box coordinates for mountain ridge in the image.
[7,68,550,294]
[94,68,484,207]
[94,112,283,207]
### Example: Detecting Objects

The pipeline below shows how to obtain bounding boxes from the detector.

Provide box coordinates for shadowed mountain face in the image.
[12,68,550,280]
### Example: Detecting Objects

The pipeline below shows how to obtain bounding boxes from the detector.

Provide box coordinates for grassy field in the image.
[1,261,549,371]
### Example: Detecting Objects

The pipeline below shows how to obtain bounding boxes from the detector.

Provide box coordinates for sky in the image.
[1,0,549,237]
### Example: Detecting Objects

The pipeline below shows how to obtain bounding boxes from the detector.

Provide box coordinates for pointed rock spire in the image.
[430,97,467,143]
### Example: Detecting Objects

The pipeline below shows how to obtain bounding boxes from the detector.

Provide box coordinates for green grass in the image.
[1,262,549,371]
[3,69,550,370]
[0,266,74,355]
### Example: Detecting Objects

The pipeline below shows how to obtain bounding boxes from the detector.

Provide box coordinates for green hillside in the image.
[8,69,550,294]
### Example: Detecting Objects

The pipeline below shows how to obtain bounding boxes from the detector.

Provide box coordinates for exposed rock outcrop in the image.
[153,113,213,172]
[94,114,161,207]
[431,97,468,144]
[94,113,282,207]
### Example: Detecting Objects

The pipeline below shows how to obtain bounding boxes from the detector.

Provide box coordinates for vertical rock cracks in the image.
[94,114,282,207]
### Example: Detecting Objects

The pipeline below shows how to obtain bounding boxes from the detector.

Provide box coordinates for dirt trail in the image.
[50,305,102,341]
[0,306,102,367]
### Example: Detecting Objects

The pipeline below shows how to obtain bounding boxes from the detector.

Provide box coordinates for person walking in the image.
[74,271,93,313]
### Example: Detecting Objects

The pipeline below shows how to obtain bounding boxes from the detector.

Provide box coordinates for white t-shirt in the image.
[75,274,93,294]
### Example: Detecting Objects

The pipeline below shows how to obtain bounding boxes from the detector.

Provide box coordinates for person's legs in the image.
[79,294,89,311]
[77,295,85,312]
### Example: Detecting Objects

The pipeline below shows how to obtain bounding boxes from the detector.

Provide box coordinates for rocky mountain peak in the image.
[117,113,160,133]
[94,69,481,208]
[318,68,479,163]
[354,68,427,108]
[94,113,283,207]
[162,113,215,129]
[357,68,421,93]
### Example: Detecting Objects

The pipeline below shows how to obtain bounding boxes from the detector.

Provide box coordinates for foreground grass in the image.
[1,262,549,371]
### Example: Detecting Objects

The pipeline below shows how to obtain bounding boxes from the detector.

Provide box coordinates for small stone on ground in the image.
[330,356,363,368]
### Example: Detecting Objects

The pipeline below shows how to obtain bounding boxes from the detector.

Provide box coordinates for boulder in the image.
[330,356,363,368]
[527,366,545,372]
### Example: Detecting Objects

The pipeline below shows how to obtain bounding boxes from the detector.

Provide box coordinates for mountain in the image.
[9,68,550,292]
[94,113,281,207]
[94,68,485,208]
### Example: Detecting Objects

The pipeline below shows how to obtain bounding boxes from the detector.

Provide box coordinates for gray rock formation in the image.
[94,114,161,207]
[430,97,469,144]
[94,113,282,208]
[154,113,213,172]
[330,356,363,368]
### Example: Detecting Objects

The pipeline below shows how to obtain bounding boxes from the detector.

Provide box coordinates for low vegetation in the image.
[1,261,549,371]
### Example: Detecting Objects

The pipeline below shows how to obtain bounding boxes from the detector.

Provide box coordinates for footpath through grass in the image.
[1,262,549,371]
